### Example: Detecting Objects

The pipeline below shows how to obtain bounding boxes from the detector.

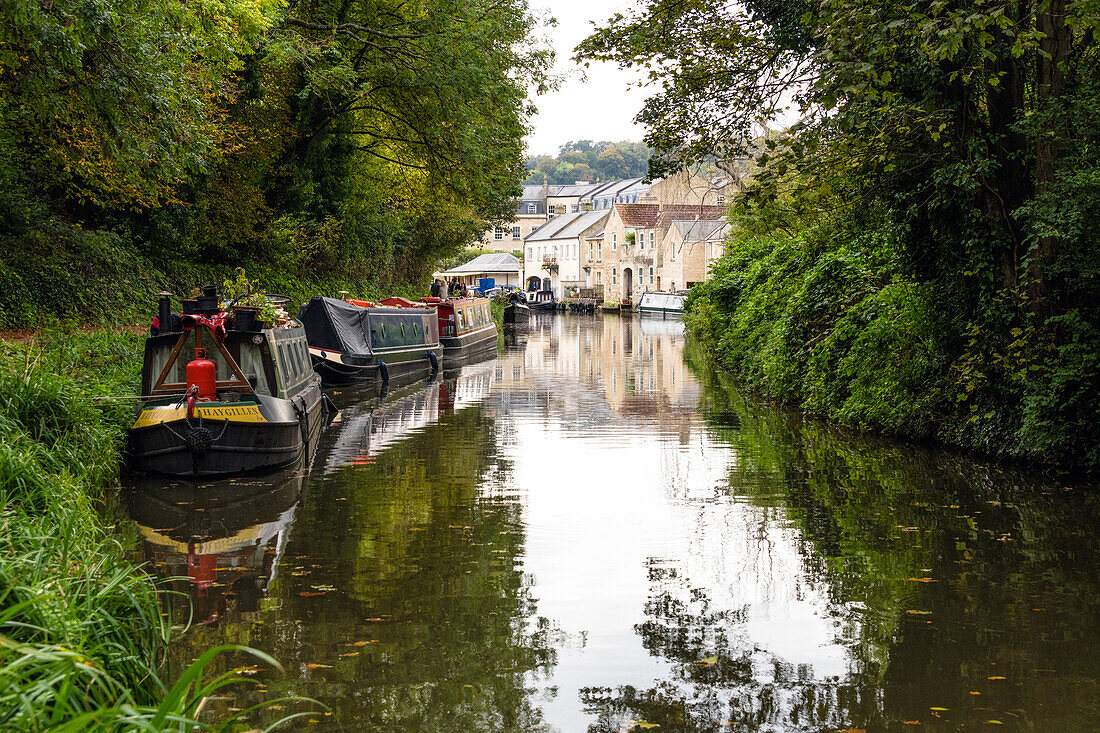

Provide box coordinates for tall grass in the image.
[0,331,308,730]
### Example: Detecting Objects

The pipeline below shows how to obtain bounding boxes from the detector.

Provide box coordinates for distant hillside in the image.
[525,141,650,185]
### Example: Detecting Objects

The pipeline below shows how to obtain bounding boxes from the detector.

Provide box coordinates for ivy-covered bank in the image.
[685,213,1099,472]
[0,330,297,729]
[581,0,1100,472]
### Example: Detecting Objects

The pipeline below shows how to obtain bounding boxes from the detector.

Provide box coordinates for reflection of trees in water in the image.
[580,584,883,732]
[156,400,557,730]
[680,339,1100,730]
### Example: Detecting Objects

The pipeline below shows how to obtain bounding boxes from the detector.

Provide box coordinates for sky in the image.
[524,0,649,157]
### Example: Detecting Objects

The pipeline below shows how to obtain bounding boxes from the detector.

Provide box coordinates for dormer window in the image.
[526,202,536,213]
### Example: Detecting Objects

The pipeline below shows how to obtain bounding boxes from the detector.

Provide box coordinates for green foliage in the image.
[525,140,651,184]
[0,335,309,729]
[596,0,1100,469]
[0,0,551,327]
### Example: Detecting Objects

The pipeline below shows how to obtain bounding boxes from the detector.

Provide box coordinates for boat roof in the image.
[439,252,521,275]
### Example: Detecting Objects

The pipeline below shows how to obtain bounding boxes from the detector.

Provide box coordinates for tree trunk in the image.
[1031,0,1071,316]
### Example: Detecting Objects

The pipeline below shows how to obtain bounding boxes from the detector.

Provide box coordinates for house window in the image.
[717,194,726,205]
[649,266,654,283]
[528,247,533,259]
[494,227,504,240]
[638,230,644,250]
[571,204,579,213]
[612,233,617,251]
[649,231,655,248]
[612,267,617,285]
[526,202,536,214]
[671,244,676,261]
[589,242,593,259]
[597,271,602,284]
[597,242,602,260]
[512,226,521,239]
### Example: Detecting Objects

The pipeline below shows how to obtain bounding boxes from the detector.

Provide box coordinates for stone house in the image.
[596,203,727,303]
[659,220,731,293]
[522,210,610,297]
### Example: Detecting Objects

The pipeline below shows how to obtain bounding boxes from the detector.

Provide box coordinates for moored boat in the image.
[298,296,440,386]
[525,290,556,312]
[381,296,496,362]
[637,291,687,316]
[504,292,531,323]
[128,292,324,477]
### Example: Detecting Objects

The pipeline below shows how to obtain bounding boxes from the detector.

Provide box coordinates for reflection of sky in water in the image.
[132,313,1100,731]
[498,318,855,728]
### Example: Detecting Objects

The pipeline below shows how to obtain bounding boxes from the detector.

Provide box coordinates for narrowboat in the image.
[637,291,687,315]
[380,296,497,361]
[298,296,440,386]
[504,292,530,323]
[525,290,556,312]
[128,292,324,477]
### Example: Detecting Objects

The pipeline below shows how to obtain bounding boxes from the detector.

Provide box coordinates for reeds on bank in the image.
[0,330,300,730]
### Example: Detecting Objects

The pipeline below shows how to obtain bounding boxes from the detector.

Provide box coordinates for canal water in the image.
[123,313,1100,732]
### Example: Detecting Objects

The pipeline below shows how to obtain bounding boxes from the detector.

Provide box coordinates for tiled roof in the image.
[557,210,610,238]
[673,220,730,242]
[526,212,582,241]
[613,203,660,227]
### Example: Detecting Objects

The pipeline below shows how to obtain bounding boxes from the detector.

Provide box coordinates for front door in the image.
[623,268,633,300]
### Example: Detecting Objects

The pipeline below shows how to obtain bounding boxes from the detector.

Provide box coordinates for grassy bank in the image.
[0,329,294,729]
[685,219,1100,472]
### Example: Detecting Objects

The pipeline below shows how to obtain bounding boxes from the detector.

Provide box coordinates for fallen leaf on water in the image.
[234,666,264,675]
[366,617,386,622]
[629,721,659,730]
[969,691,981,695]
[341,652,360,657]
[907,578,937,583]
[311,584,337,592]
[902,721,921,726]
[930,707,949,711]
[696,655,718,666]
[298,591,325,597]
[986,721,1004,725]
[305,663,332,669]
[987,676,1006,680]
[905,610,932,615]
[351,641,369,647]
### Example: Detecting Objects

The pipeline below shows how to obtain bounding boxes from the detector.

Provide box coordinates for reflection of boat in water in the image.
[126,468,306,626]
[637,314,687,338]
[299,296,440,387]
[127,291,325,477]
[320,360,496,474]
[637,291,687,315]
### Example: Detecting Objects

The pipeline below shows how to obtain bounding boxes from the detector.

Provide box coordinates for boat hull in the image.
[309,345,439,386]
[504,303,530,323]
[440,324,497,363]
[127,390,323,478]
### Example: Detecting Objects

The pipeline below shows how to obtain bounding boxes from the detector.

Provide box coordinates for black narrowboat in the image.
[128,294,324,477]
[504,292,531,323]
[299,296,441,386]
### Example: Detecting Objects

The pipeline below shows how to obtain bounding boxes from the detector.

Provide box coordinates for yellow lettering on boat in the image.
[132,403,266,429]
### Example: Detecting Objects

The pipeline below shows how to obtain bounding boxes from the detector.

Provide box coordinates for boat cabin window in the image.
[238,341,272,396]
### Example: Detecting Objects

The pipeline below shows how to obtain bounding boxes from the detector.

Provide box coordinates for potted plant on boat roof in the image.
[222,268,279,330]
